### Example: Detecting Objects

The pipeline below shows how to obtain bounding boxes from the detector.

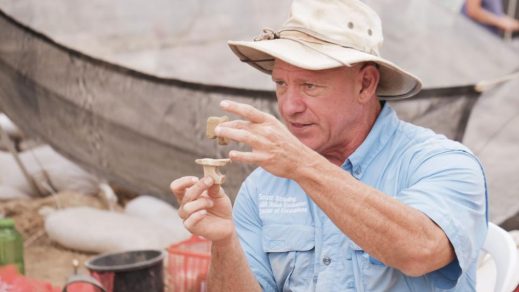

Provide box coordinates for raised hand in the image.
[214,100,316,179]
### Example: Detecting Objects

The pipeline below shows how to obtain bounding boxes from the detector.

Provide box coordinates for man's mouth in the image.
[290,122,313,129]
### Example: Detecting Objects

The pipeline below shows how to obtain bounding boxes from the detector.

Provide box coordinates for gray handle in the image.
[62,274,107,292]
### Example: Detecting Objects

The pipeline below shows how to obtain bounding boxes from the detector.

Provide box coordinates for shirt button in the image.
[354,167,362,176]
[322,257,331,266]
[313,275,318,282]
[347,281,355,288]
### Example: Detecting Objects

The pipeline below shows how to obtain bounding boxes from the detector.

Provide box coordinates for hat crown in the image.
[282,0,383,55]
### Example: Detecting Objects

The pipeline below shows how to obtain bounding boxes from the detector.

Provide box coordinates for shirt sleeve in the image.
[397,150,488,289]
[233,173,278,292]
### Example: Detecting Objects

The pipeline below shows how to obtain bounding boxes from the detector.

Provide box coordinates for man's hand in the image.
[170,176,234,242]
[215,100,314,179]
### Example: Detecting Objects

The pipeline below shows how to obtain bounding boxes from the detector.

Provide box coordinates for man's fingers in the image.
[183,210,207,230]
[182,176,214,205]
[215,126,269,146]
[170,176,198,201]
[183,197,214,216]
[220,100,271,124]
[178,197,214,219]
[207,184,223,198]
[220,119,252,130]
[228,150,271,164]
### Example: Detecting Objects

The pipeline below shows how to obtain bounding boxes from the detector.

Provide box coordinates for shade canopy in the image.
[0,0,517,222]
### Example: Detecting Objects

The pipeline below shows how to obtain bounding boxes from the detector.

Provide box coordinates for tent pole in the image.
[0,122,43,196]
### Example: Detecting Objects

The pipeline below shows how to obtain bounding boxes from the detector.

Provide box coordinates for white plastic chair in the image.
[477,223,519,292]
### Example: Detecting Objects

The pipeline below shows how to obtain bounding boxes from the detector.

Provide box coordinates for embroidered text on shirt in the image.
[258,193,308,215]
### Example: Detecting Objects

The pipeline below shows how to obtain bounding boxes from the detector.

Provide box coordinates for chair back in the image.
[478,222,519,292]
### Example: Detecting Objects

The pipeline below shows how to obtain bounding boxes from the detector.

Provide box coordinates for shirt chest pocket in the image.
[262,224,315,291]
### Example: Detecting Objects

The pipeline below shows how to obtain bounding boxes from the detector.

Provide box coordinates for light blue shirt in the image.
[233,103,487,291]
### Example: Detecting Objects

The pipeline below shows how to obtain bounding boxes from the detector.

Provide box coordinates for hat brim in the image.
[228,39,422,100]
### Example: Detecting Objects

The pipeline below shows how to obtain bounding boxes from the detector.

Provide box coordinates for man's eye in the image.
[274,80,286,86]
[303,83,317,90]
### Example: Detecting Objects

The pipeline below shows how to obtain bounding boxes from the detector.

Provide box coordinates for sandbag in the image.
[0,113,22,140]
[125,195,191,243]
[0,145,100,197]
[45,207,177,253]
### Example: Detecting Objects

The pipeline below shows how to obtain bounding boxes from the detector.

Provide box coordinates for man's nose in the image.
[281,87,306,115]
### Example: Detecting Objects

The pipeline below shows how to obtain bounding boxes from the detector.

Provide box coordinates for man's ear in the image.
[358,63,380,103]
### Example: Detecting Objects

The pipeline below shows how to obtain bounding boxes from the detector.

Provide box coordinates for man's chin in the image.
[290,128,322,149]
[298,138,322,151]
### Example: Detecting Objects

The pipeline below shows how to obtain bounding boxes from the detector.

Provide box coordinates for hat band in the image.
[244,28,365,67]
[253,27,379,57]
[243,28,346,67]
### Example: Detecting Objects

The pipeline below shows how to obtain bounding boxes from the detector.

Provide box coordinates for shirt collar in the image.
[341,103,400,175]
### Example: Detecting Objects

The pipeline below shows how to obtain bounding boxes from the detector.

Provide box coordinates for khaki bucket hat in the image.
[228,0,422,100]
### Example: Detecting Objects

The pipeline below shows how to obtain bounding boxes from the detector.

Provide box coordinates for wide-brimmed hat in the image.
[228,0,422,100]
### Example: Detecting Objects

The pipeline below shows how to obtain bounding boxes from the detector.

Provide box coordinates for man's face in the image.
[272,59,365,154]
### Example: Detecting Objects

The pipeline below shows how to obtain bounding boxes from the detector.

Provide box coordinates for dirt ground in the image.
[0,191,113,287]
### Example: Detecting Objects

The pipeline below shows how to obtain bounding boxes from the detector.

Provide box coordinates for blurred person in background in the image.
[462,0,519,35]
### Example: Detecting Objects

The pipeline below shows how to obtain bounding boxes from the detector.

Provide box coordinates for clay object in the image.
[206,116,229,145]
[195,158,231,185]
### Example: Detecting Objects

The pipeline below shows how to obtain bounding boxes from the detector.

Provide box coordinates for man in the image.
[171,0,487,290]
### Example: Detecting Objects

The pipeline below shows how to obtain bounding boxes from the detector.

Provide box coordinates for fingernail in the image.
[214,126,221,135]
[220,100,230,108]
